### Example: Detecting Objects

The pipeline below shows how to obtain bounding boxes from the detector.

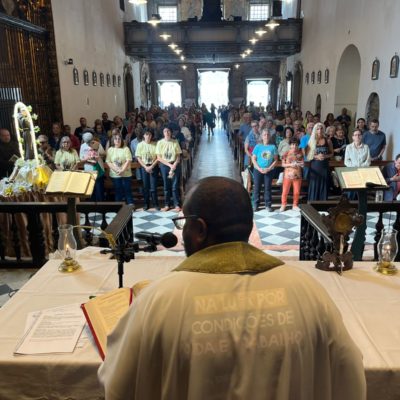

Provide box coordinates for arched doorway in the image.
[293,62,303,109]
[334,45,361,125]
[315,94,321,116]
[365,92,380,123]
[124,64,134,112]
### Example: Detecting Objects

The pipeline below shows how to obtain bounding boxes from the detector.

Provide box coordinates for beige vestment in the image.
[98,242,366,400]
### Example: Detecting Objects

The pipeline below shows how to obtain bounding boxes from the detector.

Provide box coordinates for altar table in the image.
[0,247,399,399]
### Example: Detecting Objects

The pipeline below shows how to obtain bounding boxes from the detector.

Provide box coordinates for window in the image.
[246,80,269,107]
[119,0,125,12]
[249,3,270,21]
[158,6,178,22]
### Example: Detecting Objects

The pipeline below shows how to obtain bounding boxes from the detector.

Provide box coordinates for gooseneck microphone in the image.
[135,231,178,248]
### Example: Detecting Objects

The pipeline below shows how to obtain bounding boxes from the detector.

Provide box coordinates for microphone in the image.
[135,231,178,248]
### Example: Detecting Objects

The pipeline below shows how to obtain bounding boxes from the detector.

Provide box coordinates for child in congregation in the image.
[280,137,304,212]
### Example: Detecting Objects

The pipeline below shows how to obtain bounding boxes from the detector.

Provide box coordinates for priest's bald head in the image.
[181,177,253,256]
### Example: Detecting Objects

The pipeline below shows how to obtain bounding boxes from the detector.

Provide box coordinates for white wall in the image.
[287,0,400,158]
[52,0,135,127]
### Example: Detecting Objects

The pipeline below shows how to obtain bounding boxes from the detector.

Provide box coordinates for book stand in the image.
[335,167,388,261]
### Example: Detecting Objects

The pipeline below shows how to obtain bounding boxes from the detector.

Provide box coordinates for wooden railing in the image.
[299,201,400,261]
[0,202,134,268]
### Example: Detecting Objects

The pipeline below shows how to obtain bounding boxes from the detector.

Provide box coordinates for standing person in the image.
[0,128,19,178]
[98,176,366,400]
[244,121,262,168]
[37,134,55,170]
[362,119,386,161]
[344,129,371,200]
[73,117,88,143]
[251,129,278,212]
[54,136,80,171]
[136,130,160,210]
[336,108,351,133]
[63,124,80,152]
[48,122,63,151]
[356,118,367,134]
[156,127,182,211]
[331,126,349,160]
[280,137,304,212]
[278,126,294,159]
[306,123,333,201]
[101,112,113,134]
[80,136,106,201]
[382,154,400,201]
[106,133,134,206]
[344,129,371,167]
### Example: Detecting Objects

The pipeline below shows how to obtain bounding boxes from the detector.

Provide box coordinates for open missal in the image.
[337,167,387,189]
[46,171,96,195]
[81,287,133,360]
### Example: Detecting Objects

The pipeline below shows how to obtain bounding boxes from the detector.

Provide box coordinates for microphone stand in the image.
[101,240,159,288]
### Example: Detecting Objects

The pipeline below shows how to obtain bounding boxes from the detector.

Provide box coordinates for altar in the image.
[0,247,399,399]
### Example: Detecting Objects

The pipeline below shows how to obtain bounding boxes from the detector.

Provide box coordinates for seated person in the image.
[383,154,400,201]
[98,176,366,400]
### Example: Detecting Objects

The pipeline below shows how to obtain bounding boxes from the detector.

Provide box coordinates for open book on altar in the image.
[81,281,151,359]
[46,170,96,195]
[335,167,388,190]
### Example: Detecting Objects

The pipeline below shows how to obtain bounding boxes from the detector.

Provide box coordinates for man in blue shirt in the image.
[239,113,252,141]
[299,122,314,180]
[362,119,386,161]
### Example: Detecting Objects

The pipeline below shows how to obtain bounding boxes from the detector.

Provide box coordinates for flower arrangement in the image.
[0,102,52,197]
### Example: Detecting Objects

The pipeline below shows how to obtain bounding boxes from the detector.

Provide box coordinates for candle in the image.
[65,244,71,259]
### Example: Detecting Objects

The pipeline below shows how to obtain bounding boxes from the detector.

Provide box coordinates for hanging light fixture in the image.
[168,43,178,49]
[180,55,185,61]
[265,19,280,29]
[235,64,240,69]
[160,33,171,40]
[245,49,253,55]
[148,14,161,26]
[182,65,187,70]
[241,53,247,58]
[249,38,258,44]
[175,49,182,55]
[255,28,267,36]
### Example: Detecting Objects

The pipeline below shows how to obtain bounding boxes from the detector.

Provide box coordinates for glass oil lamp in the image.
[374,228,398,275]
[58,224,81,273]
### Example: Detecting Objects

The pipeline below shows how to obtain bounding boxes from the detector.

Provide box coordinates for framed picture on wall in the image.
[83,69,89,86]
[311,71,315,84]
[317,70,321,84]
[92,71,97,86]
[73,67,79,85]
[371,59,380,80]
[106,73,111,87]
[305,72,309,85]
[100,72,104,87]
[390,54,399,78]
[324,68,329,83]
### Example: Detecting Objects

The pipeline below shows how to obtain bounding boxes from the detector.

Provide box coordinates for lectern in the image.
[335,166,388,260]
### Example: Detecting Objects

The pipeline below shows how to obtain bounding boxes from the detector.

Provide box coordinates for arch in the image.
[334,44,361,123]
[293,62,303,108]
[365,92,380,123]
[315,94,321,115]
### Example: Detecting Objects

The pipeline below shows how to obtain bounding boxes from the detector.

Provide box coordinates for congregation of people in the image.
[1,102,400,209]
[0,105,203,211]
[220,103,400,209]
